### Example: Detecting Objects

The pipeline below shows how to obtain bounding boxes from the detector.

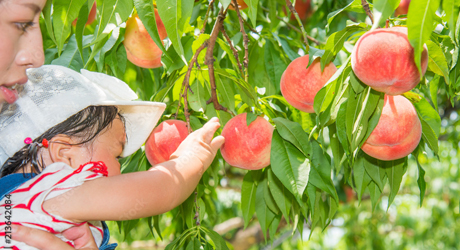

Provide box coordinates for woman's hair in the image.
[1,106,125,177]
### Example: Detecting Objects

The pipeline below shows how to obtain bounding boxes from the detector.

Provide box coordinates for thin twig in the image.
[232,0,249,82]
[285,0,309,50]
[361,0,374,24]
[205,9,229,112]
[259,6,323,45]
[175,42,208,132]
[221,26,244,76]
[200,0,216,34]
[277,16,323,45]
[244,19,259,34]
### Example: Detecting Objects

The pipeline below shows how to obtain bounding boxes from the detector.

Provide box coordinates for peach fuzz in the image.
[220,113,274,170]
[361,95,421,161]
[145,120,189,165]
[123,10,167,68]
[351,27,428,95]
[280,55,337,113]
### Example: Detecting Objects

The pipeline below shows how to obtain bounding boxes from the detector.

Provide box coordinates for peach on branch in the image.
[395,0,411,16]
[228,0,248,10]
[280,55,337,113]
[351,27,428,95]
[145,120,189,165]
[292,0,311,21]
[220,113,274,170]
[72,2,97,26]
[361,95,421,161]
[123,10,167,68]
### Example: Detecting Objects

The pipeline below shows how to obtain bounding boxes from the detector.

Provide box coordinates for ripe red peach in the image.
[145,120,189,165]
[220,113,274,170]
[395,0,411,16]
[280,55,337,113]
[72,2,97,26]
[351,27,428,95]
[361,95,421,161]
[123,10,167,68]
[292,0,311,21]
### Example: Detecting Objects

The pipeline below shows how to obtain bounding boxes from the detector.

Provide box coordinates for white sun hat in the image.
[0,65,166,166]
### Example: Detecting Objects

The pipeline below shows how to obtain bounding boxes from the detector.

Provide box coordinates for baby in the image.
[0,65,224,249]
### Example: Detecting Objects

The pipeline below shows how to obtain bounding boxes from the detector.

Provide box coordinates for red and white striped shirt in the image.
[0,161,109,249]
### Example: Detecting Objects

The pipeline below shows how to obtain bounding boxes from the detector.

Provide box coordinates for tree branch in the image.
[200,0,216,34]
[232,0,249,82]
[284,0,309,50]
[205,9,229,112]
[175,42,208,133]
[221,26,244,76]
[361,0,374,24]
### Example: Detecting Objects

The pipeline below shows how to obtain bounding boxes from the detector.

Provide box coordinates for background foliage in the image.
[39,0,460,248]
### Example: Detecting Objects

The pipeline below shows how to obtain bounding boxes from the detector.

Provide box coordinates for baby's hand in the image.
[169,117,225,173]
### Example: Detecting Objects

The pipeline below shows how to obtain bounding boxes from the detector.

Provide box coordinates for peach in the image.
[145,120,189,165]
[220,113,274,170]
[228,0,248,10]
[123,10,167,68]
[361,95,421,161]
[395,0,410,16]
[280,55,337,113]
[292,0,311,21]
[72,2,97,26]
[351,27,428,95]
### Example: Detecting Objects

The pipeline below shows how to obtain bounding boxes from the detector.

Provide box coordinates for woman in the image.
[0,0,97,248]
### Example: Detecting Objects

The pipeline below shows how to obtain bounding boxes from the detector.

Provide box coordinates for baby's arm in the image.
[43,118,225,222]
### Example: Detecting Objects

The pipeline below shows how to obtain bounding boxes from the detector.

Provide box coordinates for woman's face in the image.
[0,0,46,104]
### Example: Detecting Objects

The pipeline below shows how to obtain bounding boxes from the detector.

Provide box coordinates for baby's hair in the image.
[1,106,125,177]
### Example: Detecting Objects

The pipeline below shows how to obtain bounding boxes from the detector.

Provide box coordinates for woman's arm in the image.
[43,118,225,222]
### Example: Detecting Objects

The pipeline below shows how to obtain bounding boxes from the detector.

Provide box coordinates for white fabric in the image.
[0,162,108,249]
[0,65,166,166]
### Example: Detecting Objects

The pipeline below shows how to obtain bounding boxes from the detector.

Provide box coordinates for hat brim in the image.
[100,101,166,157]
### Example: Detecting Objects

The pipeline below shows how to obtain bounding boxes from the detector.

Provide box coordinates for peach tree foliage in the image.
[40,0,459,248]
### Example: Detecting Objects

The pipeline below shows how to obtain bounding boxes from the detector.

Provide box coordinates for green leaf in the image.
[420,118,439,154]
[42,0,56,45]
[321,24,366,71]
[426,40,450,84]
[157,0,194,64]
[75,0,94,60]
[255,180,276,235]
[241,172,257,228]
[263,176,281,214]
[384,158,408,209]
[264,39,287,94]
[246,112,258,126]
[368,181,382,211]
[406,92,441,137]
[325,0,360,32]
[200,227,229,250]
[371,0,399,29]
[443,0,460,40]
[189,79,207,112]
[353,157,372,202]
[336,101,350,155]
[53,0,87,54]
[219,0,232,9]
[309,141,339,203]
[247,0,260,27]
[134,0,168,55]
[94,0,133,44]
[215,74,236,113]
[51,35,83,71]
[363,155,384,192]
[273,118,311,156]
[270,131,311,204]
[268,169,293,223]
[349,71,366,94]
[147,215,163,240]
[429,75,441,111]
[407,0,441,74]
[273,34,299,61]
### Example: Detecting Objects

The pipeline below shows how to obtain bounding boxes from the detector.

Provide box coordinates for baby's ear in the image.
[48,135,73,166]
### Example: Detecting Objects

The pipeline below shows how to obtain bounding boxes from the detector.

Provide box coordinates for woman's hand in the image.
[11,224,98,250]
